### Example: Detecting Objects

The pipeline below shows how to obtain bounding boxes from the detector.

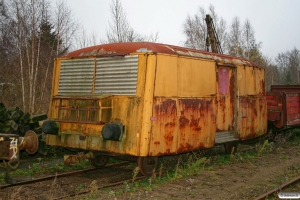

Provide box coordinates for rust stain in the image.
[261,80,265,95]
[155,99,177,115]
[190,115,201,131]
[179,111,189,128]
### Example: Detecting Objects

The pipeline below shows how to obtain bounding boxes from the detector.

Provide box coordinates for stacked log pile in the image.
[0,102,47,136]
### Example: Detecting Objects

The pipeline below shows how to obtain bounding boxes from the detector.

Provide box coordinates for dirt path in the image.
[108,144,300,200]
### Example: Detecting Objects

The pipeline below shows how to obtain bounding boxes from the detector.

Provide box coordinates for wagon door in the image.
[215,65,238,144]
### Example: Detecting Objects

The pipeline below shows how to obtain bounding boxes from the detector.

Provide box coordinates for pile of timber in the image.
[0,102,47,136]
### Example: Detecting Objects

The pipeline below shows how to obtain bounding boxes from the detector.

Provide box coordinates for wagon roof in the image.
[62,42,261,67]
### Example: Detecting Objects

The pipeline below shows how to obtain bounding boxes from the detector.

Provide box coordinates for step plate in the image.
[215,131,239,144]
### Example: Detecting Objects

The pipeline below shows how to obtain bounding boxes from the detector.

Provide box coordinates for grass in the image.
[88,129,300,199]
[2,129,300,199]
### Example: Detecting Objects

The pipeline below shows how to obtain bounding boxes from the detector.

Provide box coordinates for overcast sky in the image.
[65,0,300,59]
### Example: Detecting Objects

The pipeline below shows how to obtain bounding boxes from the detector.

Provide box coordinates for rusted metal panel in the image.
[271,85,300,93]
[50,96,112,124]
[95,55,138,95]
[267,91,300,128]
[47,96,143,156]
[150,98,178,155]
[216,67,234,131]
[237,96,267,140]
[245,66,255,95]
[286,93,300,126]
[58,59,95,95]
[266,92,284,128]
[237,65,265,96]
[237,65,246,96]
[254,67,265,95]
[149,98,216,156]
[177,98,215,152]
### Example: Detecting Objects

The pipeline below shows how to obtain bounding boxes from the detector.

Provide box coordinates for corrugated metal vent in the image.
[58,59,95,95]
[95,55,138,95]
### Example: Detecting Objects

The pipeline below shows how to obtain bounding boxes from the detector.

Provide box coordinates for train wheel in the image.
[89,155,109,168]
[224,142,238,154]
[137,156,158,176]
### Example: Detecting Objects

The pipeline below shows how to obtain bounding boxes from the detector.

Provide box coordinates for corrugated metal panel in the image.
[95,55,138,95]
[58,59,95,95]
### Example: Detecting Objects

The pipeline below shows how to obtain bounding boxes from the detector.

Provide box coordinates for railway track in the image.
[0,161,129,189]
[0,159,143,199]
[53,175,146,200]
[255,175,300,200]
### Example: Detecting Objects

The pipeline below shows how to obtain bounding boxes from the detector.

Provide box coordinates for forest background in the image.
[0,0,298,114]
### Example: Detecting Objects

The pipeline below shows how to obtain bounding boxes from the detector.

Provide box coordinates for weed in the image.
[76,184,84,192]
[132,166,139,183]
[158,163,163,178]
[88,180,98,198]
[256,140,274,155]
[48,173,58,199]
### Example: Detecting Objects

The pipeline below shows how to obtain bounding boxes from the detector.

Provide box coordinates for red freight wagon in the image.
[267,85,300,130]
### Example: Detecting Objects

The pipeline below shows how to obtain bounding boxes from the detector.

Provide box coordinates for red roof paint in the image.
[62,42,260,67]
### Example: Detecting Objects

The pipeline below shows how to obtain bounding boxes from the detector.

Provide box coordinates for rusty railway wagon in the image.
[41,42,267,175]
[267,85,300,131]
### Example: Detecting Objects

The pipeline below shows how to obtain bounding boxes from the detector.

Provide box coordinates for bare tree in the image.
[227,17,244,57]
[182,5,227,51]
[276,52,290,84]
[275,48,300,85]
[75,26,102,49]
[105,0,158,44]
[54,0,79,54]
[6,0,78,114]
[288,48,300,84]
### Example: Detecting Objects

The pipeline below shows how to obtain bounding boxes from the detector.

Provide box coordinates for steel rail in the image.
[0,161,129,189]
[52,175,146,200]
[254,174,300,200]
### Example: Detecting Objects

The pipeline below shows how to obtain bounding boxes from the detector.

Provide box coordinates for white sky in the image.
[65,0,300,59]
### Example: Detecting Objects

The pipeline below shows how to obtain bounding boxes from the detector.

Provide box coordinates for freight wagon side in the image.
[267,85,300,130]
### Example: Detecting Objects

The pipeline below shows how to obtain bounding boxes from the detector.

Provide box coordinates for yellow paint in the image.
[177,57,216,97]
[154,55,178,96]
[139,54,156,156]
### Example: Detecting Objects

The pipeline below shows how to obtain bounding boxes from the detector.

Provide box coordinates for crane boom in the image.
[205,14,223,54]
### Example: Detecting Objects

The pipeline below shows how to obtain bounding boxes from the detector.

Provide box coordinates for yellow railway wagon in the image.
[43,42,267,175]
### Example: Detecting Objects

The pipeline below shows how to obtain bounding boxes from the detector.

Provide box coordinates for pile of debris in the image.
[0,102,47,136]
[0,102,48,155]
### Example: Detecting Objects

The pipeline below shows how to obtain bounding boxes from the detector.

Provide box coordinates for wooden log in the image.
[18,124,30,135]
[7,106,20,112]
[27,122,40,129]
[19,112,31,125]
[0,102,5,111]
[33,126,42,134]
[1,127,16,134]
[10,110,24,122]
[0,109,9,122]
[3,120,18,131]
[28,114,47,123]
